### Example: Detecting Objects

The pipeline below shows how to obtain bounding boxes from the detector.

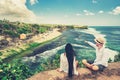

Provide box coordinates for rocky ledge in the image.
[28,62,120,80]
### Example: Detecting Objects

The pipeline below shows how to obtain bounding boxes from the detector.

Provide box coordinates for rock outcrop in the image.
[28,62,120,80]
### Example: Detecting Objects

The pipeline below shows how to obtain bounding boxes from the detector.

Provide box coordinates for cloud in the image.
[30,0,38,5]
[98,10,104,14]
[110,6,120,15]
[0,0,37,23]
[92,0,97,3]
[83,10,95,15]
[76,13,82,16]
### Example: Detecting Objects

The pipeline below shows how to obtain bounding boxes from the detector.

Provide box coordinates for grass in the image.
[2,35,61,62]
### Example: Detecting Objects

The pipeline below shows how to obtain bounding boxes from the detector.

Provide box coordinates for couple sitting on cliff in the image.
[57,37,110,78]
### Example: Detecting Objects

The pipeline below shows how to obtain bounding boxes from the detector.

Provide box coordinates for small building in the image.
[20,33,26,40]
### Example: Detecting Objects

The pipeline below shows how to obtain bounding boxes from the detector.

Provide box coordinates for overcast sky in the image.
[0,0,120,26]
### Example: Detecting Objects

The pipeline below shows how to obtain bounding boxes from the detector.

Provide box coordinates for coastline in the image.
[0,28,62,60]
[29,28,61,43]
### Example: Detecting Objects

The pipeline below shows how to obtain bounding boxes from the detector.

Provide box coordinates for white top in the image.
[59,53,78,75]
[87,41,109,67]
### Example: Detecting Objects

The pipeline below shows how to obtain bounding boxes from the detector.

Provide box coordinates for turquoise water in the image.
[91,26,120,52]
[23,26,120,68]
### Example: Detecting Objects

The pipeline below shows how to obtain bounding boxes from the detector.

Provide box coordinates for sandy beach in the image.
[0,28,62,59]
[30,28,62,43]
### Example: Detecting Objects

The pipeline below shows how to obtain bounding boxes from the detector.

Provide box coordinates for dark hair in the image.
[65,43,75,78]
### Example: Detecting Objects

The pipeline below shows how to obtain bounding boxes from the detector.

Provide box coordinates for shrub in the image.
[0,52,2,56]
[0,59,33,80]
[114,52,120,62]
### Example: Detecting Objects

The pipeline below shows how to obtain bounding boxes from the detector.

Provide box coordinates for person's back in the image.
[59,53,68,73]
[59,53,78,75]
[59,43,79,78]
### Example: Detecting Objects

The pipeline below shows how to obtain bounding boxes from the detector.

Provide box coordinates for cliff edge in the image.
[28,62,120,80]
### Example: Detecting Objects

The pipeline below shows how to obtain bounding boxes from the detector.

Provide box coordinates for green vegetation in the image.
[3,36,60,62]
[0,58,33,80]
[0,19,89,79]
[0,19,88,60]
[0,19,53,38]
[0,48,119,79]
[0,53,61,79]
[0,52,91,79]
[3,42,40,62]
[0,19,88,39]
[0,52,2,56]
[114,52,120,62]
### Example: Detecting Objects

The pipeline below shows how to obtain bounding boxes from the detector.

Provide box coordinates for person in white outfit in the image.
[82,37,109,72]
[58,43,79,78]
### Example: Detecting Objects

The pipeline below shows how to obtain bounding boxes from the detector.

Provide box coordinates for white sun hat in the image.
[94,37,106,44]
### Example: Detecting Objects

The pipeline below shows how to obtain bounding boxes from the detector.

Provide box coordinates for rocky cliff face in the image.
[28,62,120,80]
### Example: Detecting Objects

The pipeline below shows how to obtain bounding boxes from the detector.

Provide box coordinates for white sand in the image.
[31,28,61,43]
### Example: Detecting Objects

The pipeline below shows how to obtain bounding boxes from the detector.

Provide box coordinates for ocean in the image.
[22,26,120,67]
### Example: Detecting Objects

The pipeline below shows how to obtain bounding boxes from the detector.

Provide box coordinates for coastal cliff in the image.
[28,62,120,80]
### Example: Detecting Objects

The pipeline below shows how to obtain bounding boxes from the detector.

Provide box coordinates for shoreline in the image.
[29,28,61,43]
[0,28,62,60]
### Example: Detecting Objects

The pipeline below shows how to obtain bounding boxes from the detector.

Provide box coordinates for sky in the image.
[0,0,120,26]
